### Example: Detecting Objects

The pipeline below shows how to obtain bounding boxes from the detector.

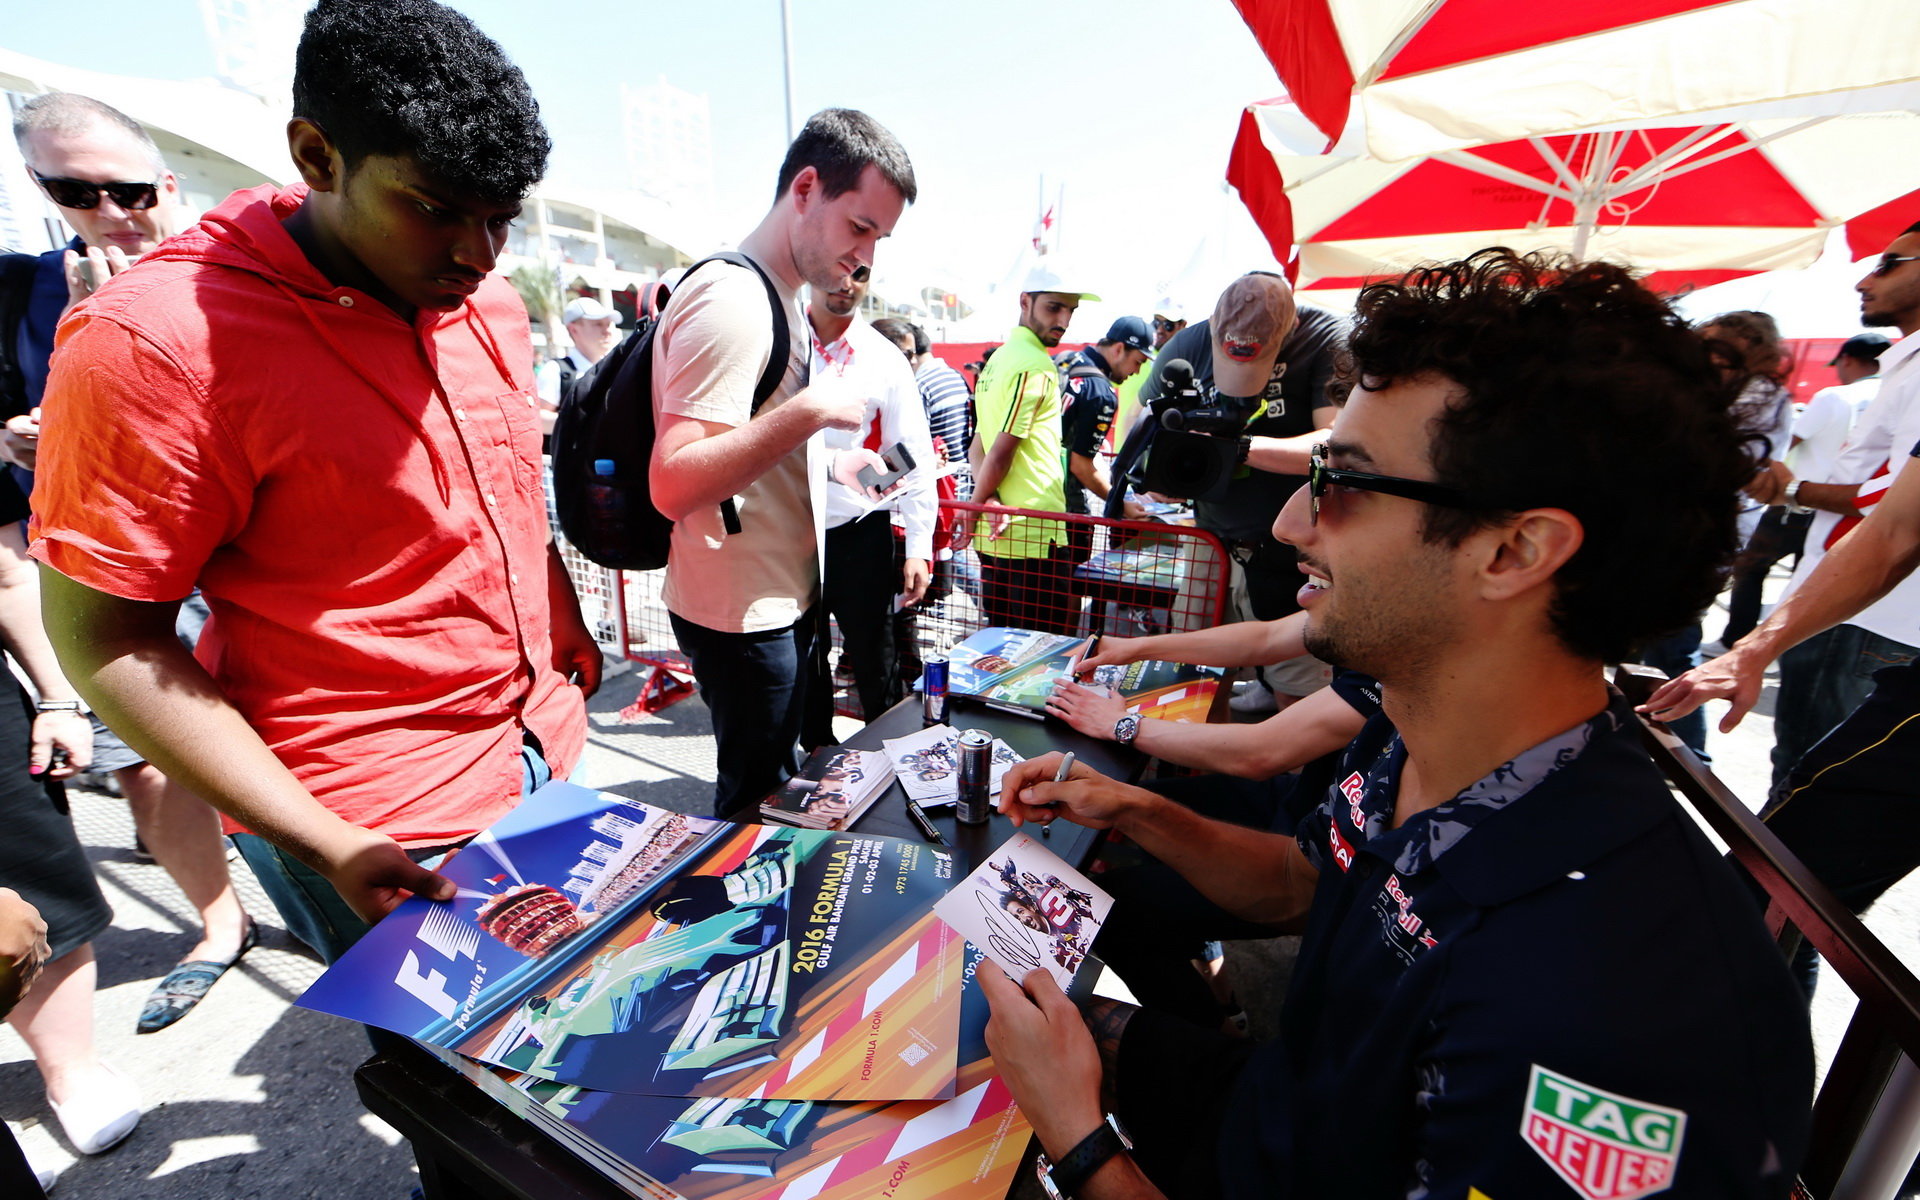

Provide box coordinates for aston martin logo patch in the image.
[1521,1065,1685,1200]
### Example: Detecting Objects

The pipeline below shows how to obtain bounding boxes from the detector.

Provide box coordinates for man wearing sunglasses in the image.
[4,93,259,1039]
[2,94,183,459]
[1647,222,1920,996]
[983,250,1810,1200]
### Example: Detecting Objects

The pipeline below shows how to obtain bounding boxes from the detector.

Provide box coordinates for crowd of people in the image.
[0,0,1913,1197]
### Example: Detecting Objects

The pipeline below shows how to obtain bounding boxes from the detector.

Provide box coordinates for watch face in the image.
[1114,716,1140,744]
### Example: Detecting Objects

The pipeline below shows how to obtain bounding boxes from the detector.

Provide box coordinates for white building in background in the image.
[198,0,303,104]
[622,77,714,216]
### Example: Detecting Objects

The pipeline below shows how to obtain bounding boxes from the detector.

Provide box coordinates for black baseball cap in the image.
[1831,332,1893,365]
[1104,316,1154,355]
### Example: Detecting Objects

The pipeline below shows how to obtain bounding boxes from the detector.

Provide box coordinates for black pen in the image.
[905,799,947,846]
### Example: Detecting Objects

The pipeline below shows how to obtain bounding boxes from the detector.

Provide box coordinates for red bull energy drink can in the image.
[955,728,993,825]
[922,657,948,725]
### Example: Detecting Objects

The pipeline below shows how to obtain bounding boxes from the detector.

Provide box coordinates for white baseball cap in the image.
[563,297,621,326]
[1020,259,1101,303]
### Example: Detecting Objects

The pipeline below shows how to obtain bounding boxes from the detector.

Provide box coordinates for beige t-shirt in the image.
[654,258,817,632]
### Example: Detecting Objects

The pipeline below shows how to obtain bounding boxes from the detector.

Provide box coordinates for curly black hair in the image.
[773,108,916,206]
[292,0,549,204]
[1347,249,1758,664]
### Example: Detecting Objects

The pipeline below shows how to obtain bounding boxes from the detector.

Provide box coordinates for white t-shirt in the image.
[654,258,818,633]
[1781,335,1920,645]
[812,317,938,561]
[1788,376,1880,486]
[534,348,595,407]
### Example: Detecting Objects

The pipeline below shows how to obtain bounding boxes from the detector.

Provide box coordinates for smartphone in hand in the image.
[856,441,917,495]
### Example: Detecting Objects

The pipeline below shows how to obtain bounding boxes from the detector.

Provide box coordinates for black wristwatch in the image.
[1112,714,1140,746]
[1035,1114,1134,1200]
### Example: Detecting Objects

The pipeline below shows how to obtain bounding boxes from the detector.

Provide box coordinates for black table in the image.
[359,699,1142,1199]
[845,693,1143,875]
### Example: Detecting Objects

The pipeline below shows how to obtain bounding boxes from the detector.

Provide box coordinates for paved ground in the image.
[3,577,1912,1196]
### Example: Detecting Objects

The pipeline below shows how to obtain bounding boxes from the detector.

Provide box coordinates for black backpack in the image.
[0,253,41,419]
[552,252,790,570]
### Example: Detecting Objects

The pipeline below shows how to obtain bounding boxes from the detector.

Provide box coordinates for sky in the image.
[2,0,1298,330]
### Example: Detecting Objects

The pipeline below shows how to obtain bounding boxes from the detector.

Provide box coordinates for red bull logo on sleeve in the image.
[1339,771,1367,827]
[1521,1065,1685,1200]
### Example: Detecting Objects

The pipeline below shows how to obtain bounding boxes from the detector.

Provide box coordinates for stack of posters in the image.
[419,939,1032,1199]
[300,782,1116,1198]
[946,626,1223,723]
[759,746,895,830]
[880,724,1024,808]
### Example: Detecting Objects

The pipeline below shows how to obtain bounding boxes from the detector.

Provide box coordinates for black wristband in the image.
[1045,1116,1133,1198]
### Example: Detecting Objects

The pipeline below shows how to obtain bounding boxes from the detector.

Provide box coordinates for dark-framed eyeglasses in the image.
[31,170,160,212]
[1872,253,1920,277]
[1306,444,1489,526]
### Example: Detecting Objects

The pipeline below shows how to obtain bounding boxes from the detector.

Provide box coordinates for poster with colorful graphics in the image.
[298,781,964,1101]
[441,940,1030,1200]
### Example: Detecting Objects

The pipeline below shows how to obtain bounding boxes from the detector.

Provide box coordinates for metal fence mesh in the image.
[550,495,1230,721]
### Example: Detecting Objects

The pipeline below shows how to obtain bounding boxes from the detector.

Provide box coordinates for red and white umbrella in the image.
[1229,99,1920,295]
[1230,0,1920,163]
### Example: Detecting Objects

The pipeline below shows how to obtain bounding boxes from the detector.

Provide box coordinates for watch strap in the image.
[1045,1116,1133,1198]
[33,699,83,713]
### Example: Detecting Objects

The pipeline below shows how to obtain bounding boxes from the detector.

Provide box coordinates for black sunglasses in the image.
[1306,444,1489,525]
[32,170,159,212]
[1873,254,1920,277]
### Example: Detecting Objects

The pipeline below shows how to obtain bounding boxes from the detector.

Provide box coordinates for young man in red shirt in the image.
[30,0,596,961]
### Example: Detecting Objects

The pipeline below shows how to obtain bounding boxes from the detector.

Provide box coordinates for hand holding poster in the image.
[932,832,1113,993]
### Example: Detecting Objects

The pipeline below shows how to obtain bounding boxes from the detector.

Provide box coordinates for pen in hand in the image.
[1041,752,1074,838]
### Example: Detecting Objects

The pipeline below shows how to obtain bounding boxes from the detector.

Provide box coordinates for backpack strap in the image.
[679,251,794,536]
[0,253,42,419]
[699,250,791,416]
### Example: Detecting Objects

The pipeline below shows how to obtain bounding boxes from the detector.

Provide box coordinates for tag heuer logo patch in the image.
[1521,1065,1685,1200]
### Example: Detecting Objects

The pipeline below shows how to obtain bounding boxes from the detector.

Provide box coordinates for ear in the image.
[1477,508,1583,602]
[788,165,820,213]
[286,118,343,194]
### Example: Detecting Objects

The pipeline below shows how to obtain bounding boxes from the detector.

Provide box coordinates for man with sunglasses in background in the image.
[1648,222,1920,996]
[2,93,256,1038]
[982,250,1811,1200]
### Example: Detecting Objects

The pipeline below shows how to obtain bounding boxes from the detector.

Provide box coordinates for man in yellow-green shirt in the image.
[966,261,1099,634]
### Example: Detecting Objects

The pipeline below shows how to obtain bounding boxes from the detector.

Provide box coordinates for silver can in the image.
[955,728,993,825]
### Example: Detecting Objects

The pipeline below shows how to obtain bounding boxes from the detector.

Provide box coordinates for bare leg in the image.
[118,765,248,961]
[5,944,110,1105]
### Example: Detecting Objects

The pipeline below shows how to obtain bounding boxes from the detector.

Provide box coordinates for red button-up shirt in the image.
[30,184,585,846]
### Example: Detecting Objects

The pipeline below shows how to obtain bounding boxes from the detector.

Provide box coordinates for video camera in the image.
[1127,358,1266,501]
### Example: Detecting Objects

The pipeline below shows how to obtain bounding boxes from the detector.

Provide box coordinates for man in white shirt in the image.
[533,297,621,436]
[1752,325,1920,791]
[1647,223,1920,993]
[800,268,936,745]
[1790,333,1890,485]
